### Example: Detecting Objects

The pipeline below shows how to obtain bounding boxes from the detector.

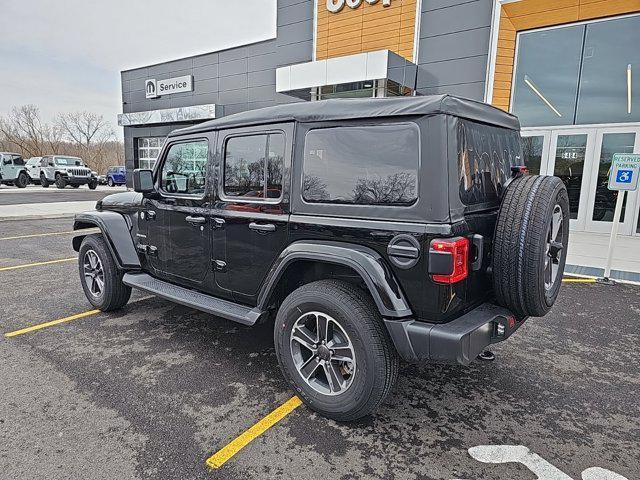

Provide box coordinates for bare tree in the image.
[0,105,60,157]
[56,111,115,169]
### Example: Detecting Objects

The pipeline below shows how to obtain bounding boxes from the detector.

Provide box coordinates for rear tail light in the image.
[429,237,470,284]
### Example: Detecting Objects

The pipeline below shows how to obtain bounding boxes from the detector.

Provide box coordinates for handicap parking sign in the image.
[609,154,640,191]
[616,169,633,184]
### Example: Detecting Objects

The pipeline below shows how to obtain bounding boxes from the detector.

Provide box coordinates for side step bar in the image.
[123,273,263,326]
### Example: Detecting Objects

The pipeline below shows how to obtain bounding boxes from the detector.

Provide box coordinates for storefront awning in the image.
[276,50,417,100]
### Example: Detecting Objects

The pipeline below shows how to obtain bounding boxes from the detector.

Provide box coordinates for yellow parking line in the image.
[4,309,100,338]
[0,257,76,272]
[206,396,303,469]
[562,278,597,283]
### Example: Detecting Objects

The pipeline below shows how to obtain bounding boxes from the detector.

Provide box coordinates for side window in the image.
[12,155,24,166]
[160,140,208,195]
[302,124,419,206]
[223,133,285,200]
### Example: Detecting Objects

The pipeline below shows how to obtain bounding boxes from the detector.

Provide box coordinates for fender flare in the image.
[72,211,140,269]
[257,240,413,318]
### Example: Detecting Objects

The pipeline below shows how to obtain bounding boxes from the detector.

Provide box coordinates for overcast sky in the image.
[0,0,277,135]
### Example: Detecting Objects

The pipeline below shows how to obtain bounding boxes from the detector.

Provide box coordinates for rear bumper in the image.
[384,303,526,365]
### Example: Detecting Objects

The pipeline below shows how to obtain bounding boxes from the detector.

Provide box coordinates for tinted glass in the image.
[266,134,284,199]
[224,133,284,199]
[592,133,635,222]
[577,16,640,124]
[160,140,208,195]
[457,120,522,206]
[12,156,24,165]
[522,135,544,175]
[553,134,587,220]
[302,125,419,205]
[512,26,583,127]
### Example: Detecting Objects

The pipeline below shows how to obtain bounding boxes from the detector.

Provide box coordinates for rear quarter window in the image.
[302,124,419,206]
[457,120,522,206]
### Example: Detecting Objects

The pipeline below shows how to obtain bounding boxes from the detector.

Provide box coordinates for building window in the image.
[512,14,640,127]
[137,137,166,170]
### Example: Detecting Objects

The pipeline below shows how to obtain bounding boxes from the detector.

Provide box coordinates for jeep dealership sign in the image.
[145,75,193,99]
[327,0,391,13]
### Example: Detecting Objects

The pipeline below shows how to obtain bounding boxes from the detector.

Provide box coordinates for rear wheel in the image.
[78,234,131,311]
[492,175,569,317]
[15,172,28,188]
[274,280,398,421]
[108,177,114,187]
[55,173,67,189]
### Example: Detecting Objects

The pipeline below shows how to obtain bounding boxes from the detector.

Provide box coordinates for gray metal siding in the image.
[121,0,314,177]
[416,0,493,100]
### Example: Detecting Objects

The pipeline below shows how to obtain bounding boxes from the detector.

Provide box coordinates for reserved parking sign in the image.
[608,153,640,191]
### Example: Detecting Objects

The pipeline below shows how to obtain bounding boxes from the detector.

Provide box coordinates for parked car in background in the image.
[106,166,126,187]
[97,174,108,185]
[25,157,43,184]
[39,155,98,189]
[0,152,29,188]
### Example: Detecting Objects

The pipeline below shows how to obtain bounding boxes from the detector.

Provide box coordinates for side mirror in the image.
[133,169,154,193]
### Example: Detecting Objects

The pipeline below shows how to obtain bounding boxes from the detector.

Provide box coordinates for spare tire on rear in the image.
[492,175,569,318]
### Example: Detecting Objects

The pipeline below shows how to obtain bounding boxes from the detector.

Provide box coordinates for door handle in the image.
[249,222,276,232]
[185,215,206,225]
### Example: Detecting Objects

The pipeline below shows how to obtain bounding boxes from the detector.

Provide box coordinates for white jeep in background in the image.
[39,155,98,189]
[0,152,29,188]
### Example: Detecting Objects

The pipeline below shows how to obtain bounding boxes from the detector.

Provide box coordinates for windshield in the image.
[55,157,84,166]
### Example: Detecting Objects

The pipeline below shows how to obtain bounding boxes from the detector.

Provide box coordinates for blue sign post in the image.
[600,154,640,284]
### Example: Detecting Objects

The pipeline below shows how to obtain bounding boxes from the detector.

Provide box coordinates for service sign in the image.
[608,153,640,191]
[145,75,193,99]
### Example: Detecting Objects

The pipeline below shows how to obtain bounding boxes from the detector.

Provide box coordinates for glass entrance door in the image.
[584,127,640,234]
[547,130,596,230]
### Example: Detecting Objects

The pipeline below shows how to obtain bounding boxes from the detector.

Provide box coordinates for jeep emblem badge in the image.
[145,79,158,99]
[327,0,391,14]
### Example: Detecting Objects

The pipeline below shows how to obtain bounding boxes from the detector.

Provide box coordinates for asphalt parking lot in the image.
[0,217,638,480]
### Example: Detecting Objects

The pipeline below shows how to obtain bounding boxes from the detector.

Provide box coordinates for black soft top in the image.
[171,95,520,136]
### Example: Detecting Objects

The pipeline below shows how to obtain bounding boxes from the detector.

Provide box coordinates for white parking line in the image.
[466,445,628,480]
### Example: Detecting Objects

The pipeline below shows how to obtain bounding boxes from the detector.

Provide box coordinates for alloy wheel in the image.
[544,204,564,291]
[83,249,105,298]
[289,311,356,396]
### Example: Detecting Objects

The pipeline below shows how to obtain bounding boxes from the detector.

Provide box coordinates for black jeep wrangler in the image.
[73,95,569,421]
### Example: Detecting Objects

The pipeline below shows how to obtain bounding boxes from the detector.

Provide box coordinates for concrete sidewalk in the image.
[566,230,640,282]
[0,201,96,220]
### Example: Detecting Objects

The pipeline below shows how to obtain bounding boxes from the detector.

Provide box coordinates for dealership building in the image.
[119,0,640,241]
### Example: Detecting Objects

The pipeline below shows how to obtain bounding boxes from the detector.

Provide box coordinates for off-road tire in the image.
[493,175,569,317]
[274,280,399,421]
[88,179,98,190]
[40,173,49,188]
[15,172,28,188]
[78,234,131,311]
[55,173,67,189]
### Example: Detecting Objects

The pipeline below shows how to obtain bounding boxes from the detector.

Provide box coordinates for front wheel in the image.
[88,179,98,190]
[55,174,67,189]
[78,234,131,311]
[15,172,28,188]
[40,173,49,188]
[274,280,398,422]
[107,177,114,187]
